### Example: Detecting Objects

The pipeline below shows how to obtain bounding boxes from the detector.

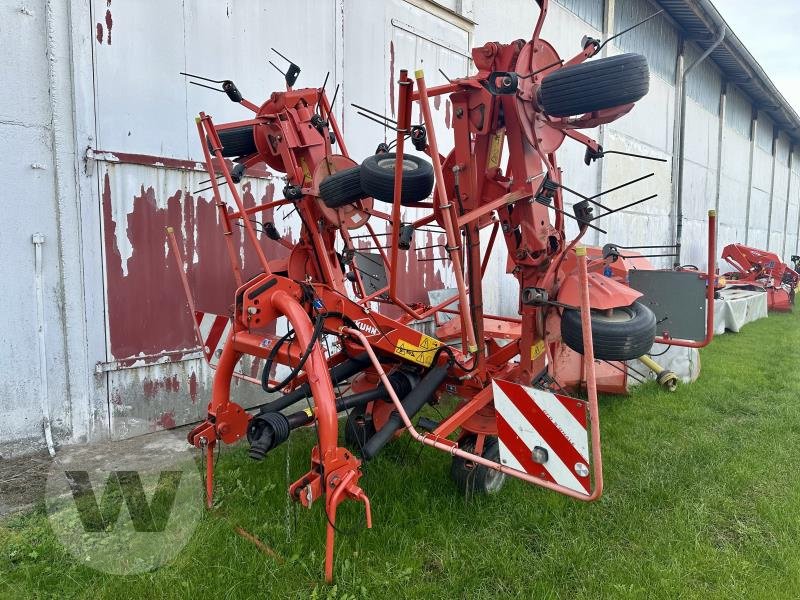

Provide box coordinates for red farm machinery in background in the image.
[166,0,718,581]
[721,243,798,311]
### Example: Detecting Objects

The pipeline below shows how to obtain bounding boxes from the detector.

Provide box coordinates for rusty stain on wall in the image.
[101,171,282,362]
[105,8,113,44]
[96,0,112,46]
[143,375,179,399]
[402,230,446,299]
[154,410,176,429]
[188,371,198,404]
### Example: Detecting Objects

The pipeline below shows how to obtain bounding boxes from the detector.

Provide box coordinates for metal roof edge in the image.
[658,0,800,145]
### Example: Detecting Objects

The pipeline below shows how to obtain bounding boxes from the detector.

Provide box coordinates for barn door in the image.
[90,0,336,438]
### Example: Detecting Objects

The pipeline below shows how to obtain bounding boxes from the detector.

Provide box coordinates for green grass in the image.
[2,311,800,599]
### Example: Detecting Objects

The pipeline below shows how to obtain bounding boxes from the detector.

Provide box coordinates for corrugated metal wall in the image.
[748,112,776,249]
[557,0,604,29]
[787,150,800,257]
[681,42,724,268]
[770,135,791,253]
[613,0,678,81]
[718,84,753,251]
[2,0,800,454]
[686,43,722,115]
[724,84,752,137]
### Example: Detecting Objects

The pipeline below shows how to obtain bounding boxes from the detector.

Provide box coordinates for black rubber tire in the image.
[210,125,258,157]
[319,166,365,208]
[561,300,656,361]
[539,53,650,117]
[343,409,376,455]
[359,153,435,205]
[450,436,507,495]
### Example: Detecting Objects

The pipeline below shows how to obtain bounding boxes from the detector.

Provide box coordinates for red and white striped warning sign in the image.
[492,379,590,495]
[194,311,232,364]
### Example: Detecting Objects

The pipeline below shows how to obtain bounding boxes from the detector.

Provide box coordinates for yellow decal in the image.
[394,334,442,367]
[530,340,546,361]
[299,158,313,184]
[303,407,314,417]
[487,131,505,171]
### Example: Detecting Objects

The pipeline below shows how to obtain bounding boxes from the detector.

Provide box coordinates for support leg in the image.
[205,441,215,508]
[323,471,371,582]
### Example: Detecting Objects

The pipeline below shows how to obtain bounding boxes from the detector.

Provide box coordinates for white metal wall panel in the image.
[769,135,791,253]
[342,0,468,160]
[683,100,719,171]
[724,84,752,138]
[542,4,605,245]
[680,99,720,269]
[748,145,772,250]
[603,71,675,268]
[607,0,678,267]
[749,113,774,250]
[786,153,800,258]
[596,127,674,265]
[90,0,335,437]
[385,1,470,296]
[756,113,775,152]
[473,0,537,43]
[91,1,338,161]
[92,1,189,158]
[608,72,675,155]
[613,0,678,82]
[554,0,604,29]
[341,0,470,313]
[0,120,71,453]
[0,1,73,454]
[685,43,722,116]
[718,123,751,252]
[184,2,338,161]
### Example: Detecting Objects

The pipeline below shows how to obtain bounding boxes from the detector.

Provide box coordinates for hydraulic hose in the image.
[256,352,371,414]
[361,364,449,460]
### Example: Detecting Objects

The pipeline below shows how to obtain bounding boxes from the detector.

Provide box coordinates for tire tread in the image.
[540,53,650,117]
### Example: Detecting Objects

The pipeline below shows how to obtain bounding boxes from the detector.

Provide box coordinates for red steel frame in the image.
[167,0,716,581]
[721,243,798,311]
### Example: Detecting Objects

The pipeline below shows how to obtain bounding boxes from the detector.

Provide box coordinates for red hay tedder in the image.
[167,0,717,581]
[721,243,798,311]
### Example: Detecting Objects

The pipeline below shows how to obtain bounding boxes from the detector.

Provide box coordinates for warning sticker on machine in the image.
[394,334,442,367]
[530,340,546,361]
[487,131,505,171]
